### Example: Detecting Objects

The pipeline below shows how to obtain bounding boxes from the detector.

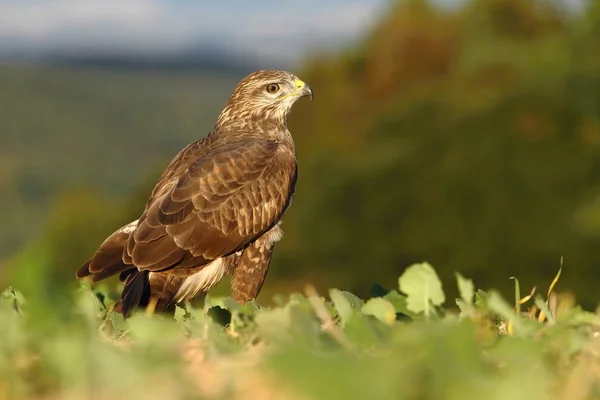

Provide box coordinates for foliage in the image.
[2,263,599,400]
[278,0,600,307]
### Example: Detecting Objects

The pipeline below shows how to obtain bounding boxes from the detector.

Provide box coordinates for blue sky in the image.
[0,0,587,67]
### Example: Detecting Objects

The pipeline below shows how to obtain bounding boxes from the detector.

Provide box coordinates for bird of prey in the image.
[76,70,313,317]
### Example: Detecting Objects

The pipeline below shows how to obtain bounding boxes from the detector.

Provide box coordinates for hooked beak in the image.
[304,85,314,101]
[294,78,314,101]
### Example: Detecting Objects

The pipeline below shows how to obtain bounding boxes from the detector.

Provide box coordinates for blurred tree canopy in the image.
[276,0,600,306]
[4,0,600,308]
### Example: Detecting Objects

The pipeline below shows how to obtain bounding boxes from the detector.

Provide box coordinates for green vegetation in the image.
[2,263,599,400]
[0,66,241,258]
[280,0,600,307]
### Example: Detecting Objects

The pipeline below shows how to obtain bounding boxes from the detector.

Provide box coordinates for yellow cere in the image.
[277,78,307,101]
[294,78,306,90]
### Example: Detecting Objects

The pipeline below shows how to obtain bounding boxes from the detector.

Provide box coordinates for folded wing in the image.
[124,137,294,272]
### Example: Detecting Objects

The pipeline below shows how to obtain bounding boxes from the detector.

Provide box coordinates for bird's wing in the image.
[124,137,296,272]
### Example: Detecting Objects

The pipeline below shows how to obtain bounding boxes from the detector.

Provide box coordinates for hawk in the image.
[76,70,313,317]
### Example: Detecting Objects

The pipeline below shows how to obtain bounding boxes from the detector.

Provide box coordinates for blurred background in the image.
[2,0,600,310]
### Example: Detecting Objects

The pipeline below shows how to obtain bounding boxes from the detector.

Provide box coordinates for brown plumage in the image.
[76,70,313,317]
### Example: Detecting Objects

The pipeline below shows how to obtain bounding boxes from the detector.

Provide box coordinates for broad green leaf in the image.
[330,289,353,326]
[456,299,470,315]
[569,309,600,326]
[174,305,187,324]
[383,290,412,317]
[398,262,445,316]
[127,313,182,352]
[109,311,127,337]
[255,305,293,341]
[75,287,101,328]
[342,313,381,347]
[486,291,515,320]
[340,290,365,310]
[361,298,396,325]
[474,289,489,308]
[455,273,474,305]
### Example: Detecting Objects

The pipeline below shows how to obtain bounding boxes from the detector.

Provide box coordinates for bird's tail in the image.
[114,269,187,318]
[113,269,151,318]
[76,220,138,282]
[76,219,196,318]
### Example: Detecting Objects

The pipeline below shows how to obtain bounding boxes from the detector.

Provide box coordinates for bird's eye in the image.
[266,83,280,94]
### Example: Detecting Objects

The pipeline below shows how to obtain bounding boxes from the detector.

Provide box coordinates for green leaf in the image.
[361,298,396,325]
[398,262,445,316]
[342,312,381,347]
[340,290,365,310]
[383,290,412,317]
[487,290,523,333]
[330,289,353,327]
[486,291,515,321]
[109,311,127,337]
[568,309,600,326]
[534,294,555,324]
[474,289,489,308]
[455,273,474,305]
[127,313,182,351]
[1,287,26,314]
[255,302,321,344]
[456,299,469,315]
[174,305,187,324]
[510,276,521,314]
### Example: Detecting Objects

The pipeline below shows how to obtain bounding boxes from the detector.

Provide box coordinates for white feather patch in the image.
[117,220,139,234]
[265,223,284,246]
[172,258,227,303]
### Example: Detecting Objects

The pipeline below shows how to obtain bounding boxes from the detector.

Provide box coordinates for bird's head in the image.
[216,69,313,130]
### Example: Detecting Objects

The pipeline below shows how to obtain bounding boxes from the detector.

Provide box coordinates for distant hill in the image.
[39,44,269,73]
[0,62,245,259]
